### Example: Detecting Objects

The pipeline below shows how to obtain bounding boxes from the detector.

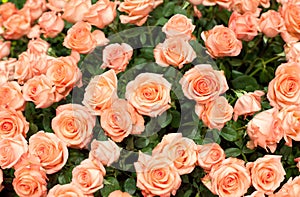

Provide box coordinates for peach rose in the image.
[72,159,106,195]
[51,104,95,149]
[0,40,11,59]
[188,0,203,5]
[118,0,163,26]
[82,69,118,115]
[13,152,41,171]
[0,169,3,192]
[27,38,50,55]
[280,29,300,44]
[0,134,28,169]
[13,165,47,197]
[267,62,300,109]
[201,0,233,10]
[125,73,172,117]
[295,157,300,172]
[233,90,265,121]
[47,183,87,197]
[285,42,300,62]
[0,81,26,111]
[259,10,285,38]
[63,21,109,54]
[38,11,64,38]
[0,107,29,139]
[232,0,261,15]
[179,64,228,104]
[197,143,225,172]
[154,38,196,68]
[22,74,56,108]
[201,25,242,58]
[246,108,283,153]
[228,11,259,41]
[83,0,117,29]
[101,99,145,142]
[101,43,133,74]
[62,0,91,23]
[245,191,266,197]
[89,139,121,166]
[247,155,286,195]
[46,0,68,12]
[260,0,270,8]
[0,58,16,82]
[270,176,300,197]
[0,2,18,21]
[162,14,195,40]
[134,152,181,197]
[280,1,300,40]
[27,24,41,39]
[23,0,47,21]
[108,190,132,197]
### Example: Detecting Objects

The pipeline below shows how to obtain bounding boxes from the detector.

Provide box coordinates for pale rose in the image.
[285,42,300,62]
[0,2,18,21]
[101,43,133,74]
[246,108,283,153]
[162,14,195,40]
[247,155,286,195]
[267,62,300,109]
[23,0,47,21]
[46,0,68,12]
[270,176,300,197]
[101,99,145,142]
[0,81,26,111]
[179,64,228,104]
[199,96,233,130]
[13,152,41,171]
[13,165,47,197]
[259,10,285,38]
[232,0,261,15]
[152,133,197,175]
[233,90,265,121]
[202,0,233,10]
[83,0,117,29]
[245,191,265,197]
[228,11,259,41]
[0,134,28,169]
[89,139,121,166]
[125,73,172,117]
[0,107,29,139]
[72,159,106,195]
[22,74,56,108]
[51,104,95,149]
[134,152,181,197]
[0,58,15,81]
[29,131,68,174]
[27,24,41,39]
[197,143,225,172]
[82,69,118,115]
[154,38,196,68]
[0,40,11,59]
[201,25,242,58]
[108,190,132,197]
[62,0,91,23]
[27,38,50,55]
[38,11,64,38]
[47,183,87,197]
[118,0,163,26]
[280,1,300,40]
[63,21,109,54]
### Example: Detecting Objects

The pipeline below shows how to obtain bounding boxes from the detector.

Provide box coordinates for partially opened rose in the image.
[285,42,300,63]
[0,81,26,111]
[280,1,300,40]
[0,2,17,21]
[270,176,300,197]
[27,38,50,55]
[108,190,132,197]
[232,0,260,15]
[197,143,225,172]
[46,0,68,12]
[47,183,87,197]
[62,0,91,23]
[38,11,64,38]
[0,40,11,59]
[23,0,47,21]
[259,10,285,38]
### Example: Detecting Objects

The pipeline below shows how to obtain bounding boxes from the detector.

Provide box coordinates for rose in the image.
[247,155,286,195]
[108,190,132,197]
[259,10,285,38]
[0,81,26,111]
[0,40,11,59]
[47,183,87,197]
[0,2,17,21]
[23,0,47,21]
[162,14,195,40]
[280,1,300,40]
[0,58,15,81]
[38,11,64,38]
[271,176,300,197]
[260,0,270,8]
[62,0,91,23]
[188,0,203,5]
[232,0,261,15]
[233,90,265,121]
[27,38,50,55]
[179,64,229,104]
[154,38,196,68]
[46,0,68,12]
[0,169,3,192]
[89,139,121,166]
[200,0,233,10]
[71,159,106,195]
[245,191,266,197]
[13,152,41,171]
[100,99,145,142]
[83,0,117,29]
[101,43,133,74]
[0,134,28,169]
[285,42,300,63]
[27,25,41,39]
[51,104,95,149]
[197,143,225,172]
[134,152,181,197]
[82,69,118,115]
[125,72,172,117]
[201,25,242,58]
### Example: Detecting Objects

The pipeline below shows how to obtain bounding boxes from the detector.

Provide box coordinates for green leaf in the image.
[157,111,172,128]
[228,59,243,67]
[163,2,176,17]
[140,33,147,45]
[124,178,136,195]
[231,75,259,91]
[183,189,193,197]
[171,110,181,128]
[135,137,150,149]
[101,177,120,197]
[221,127,238,142]
[225,148,241,157]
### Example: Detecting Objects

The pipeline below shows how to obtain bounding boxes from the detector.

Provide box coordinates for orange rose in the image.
[246,108,283,153]
[270,176,300,197]
[51,104,95,149]
[180,64,228,104]
[27,38,50,55]
[82,69,118,115]
[118,0,163,26]
[232,0,261,15]
[201,25,242,58]
[108,190,132,197]
[0,81,26,111]
[197,143,225,172]
[247,155,286,195]
[134,152,181,197]
[162,14,195,40]
[71,159,106,195]
[62,0,91,23]
[285,42,300,63]
[89,139,121,166]
[125,73,172,117]
[27,24,41,39]
[233,90,265,121]
[46,0,68,12]
[22,74,56,108]
[101,99,145,142]
[38,11,64,38]
[259,10,285,38]
[101,43,133,74]
[47,183,88,197]
[0,2,18,21]
[0,107,29,139]
[83,0,117,29]
[23,0,47,21]
[0,134,28,169]
[0,40,11,59]
[280,1,300,40]
[154,38,196,68]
